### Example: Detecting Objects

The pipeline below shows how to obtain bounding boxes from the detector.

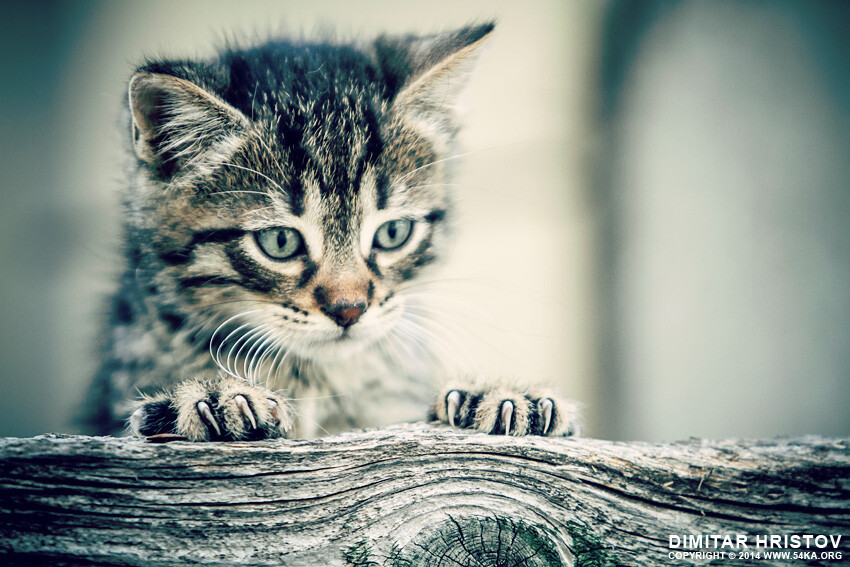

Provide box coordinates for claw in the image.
[446,390,461,427]
[234,395,257,429]
[196,401,221,437]
[540,398,554,435]
[501,401,513,436]
[129,407,144,437]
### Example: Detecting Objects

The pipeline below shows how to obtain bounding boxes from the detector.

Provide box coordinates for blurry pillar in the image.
[595,0,850,440]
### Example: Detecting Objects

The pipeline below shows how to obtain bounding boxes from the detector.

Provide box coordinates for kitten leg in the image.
[129,377,292,441]
[431,383,580,437]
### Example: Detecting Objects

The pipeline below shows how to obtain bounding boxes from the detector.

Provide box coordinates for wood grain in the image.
[0,423,847,566]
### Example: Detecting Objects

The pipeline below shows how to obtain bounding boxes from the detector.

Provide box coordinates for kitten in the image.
[82,23,580,441]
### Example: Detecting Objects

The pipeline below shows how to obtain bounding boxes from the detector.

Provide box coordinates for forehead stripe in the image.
[376,175,389,210]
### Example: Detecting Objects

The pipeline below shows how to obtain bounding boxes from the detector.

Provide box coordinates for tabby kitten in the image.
[83,23,579,441]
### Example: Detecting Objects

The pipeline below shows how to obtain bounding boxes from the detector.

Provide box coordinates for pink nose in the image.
[325,301,366,328]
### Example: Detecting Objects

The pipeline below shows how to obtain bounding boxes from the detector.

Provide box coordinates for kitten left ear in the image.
[391,23,495,123]
[129,72,250,178]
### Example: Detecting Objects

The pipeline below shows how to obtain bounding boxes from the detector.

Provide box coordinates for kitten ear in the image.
[389,23,495,124]
[128,72,249,178]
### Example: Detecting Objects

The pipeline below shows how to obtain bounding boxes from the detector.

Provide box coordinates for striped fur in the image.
[83,24,496,438]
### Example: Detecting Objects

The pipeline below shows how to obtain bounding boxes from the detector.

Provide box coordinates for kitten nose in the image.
[325,300,366,329]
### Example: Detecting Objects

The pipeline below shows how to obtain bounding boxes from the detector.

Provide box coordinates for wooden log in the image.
[0,423,847,566]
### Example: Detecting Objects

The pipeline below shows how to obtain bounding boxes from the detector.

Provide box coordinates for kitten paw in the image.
[129,378,292,441]
[431,385,580,437]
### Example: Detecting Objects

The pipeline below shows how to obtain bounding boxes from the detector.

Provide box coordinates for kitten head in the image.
[126,24,493,368]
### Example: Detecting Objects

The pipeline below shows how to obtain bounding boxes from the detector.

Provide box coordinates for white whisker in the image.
[265,335,291,387]
[206,190,271,197]
[217,161,284,192]
[209,310,261,378]
[241,325,270,384]
[232,324,271,380]
[217,322,253,376]
[246,326,281,384]
[223,323,257,378]
[396,147,493,185]
[396,315,469,372]
[255,336,285,388]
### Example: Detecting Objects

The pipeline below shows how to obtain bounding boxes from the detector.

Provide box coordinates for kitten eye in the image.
[255,227,305,260]
[373,219,413,251]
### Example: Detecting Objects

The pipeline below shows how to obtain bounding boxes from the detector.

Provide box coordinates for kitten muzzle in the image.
[325,300,366,329]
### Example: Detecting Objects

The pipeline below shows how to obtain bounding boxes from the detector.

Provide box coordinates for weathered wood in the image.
[0,423,847,566]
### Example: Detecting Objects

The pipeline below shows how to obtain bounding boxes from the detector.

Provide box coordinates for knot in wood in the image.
[382,515,570,566]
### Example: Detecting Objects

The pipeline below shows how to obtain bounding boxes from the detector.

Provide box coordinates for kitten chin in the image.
[293,335,379,361]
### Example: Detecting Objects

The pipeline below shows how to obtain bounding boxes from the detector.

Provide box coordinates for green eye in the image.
[255,227,304,260]
[373,219,413,251]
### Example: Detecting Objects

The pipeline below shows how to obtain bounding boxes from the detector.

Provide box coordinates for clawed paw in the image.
[432,386,579,437]
[129,378,292,441]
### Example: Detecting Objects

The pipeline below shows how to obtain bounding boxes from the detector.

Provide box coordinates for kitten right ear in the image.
[128,72,249,178]
[387,23,495,125]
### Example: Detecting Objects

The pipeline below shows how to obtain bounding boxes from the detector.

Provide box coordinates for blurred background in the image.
[0,0,847,441]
